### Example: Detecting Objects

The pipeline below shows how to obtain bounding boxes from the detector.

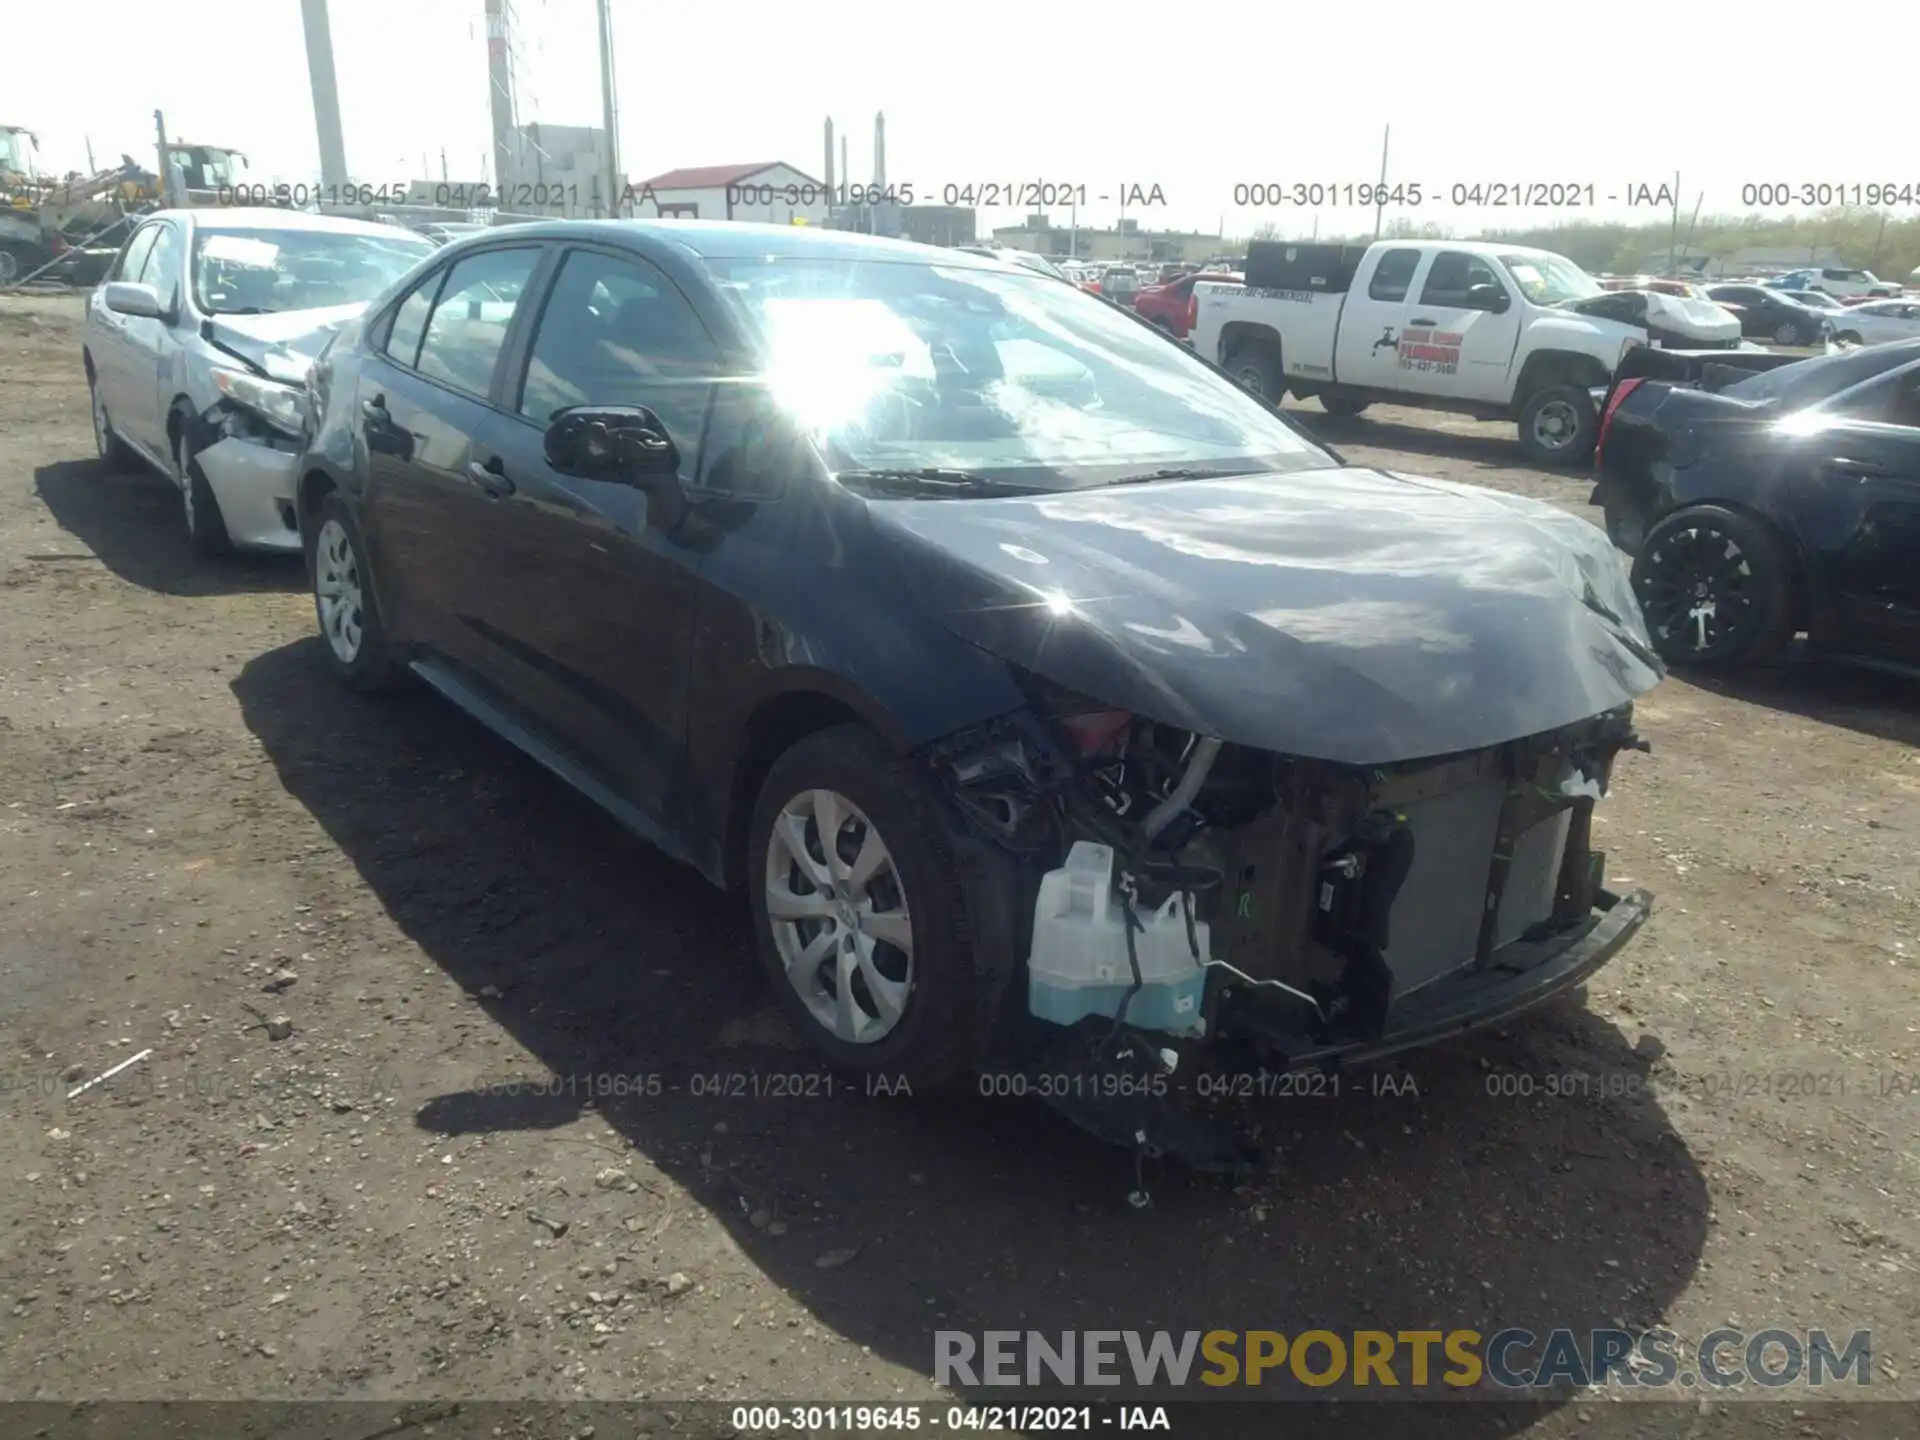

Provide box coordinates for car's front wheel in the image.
[1631,504,1797,669]
[307,493,407,690]
[748,724,977,1089]
[1773,320,1809,347]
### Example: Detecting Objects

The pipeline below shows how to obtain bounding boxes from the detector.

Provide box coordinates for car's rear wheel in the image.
[307,493,407,690]
[1631,504,1797,669]
[88,373,134,471]
[1222,343,1284,403]
[1773,320,1808,346]
[1518,384,1597,466]
[175,431,233,559]
[748,724,976,1089]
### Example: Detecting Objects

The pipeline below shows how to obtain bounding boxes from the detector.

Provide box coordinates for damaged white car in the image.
[83,208,432,557]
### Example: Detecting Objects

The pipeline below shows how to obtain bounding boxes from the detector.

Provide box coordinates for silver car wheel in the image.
[313,518,366,664]
[764,787,914,1045]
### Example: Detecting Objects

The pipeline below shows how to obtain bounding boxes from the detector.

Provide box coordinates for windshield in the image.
[1721,341,1920,406]
[706,255,1334,490]
[192,226,433,316]
[1501,252,1603,305]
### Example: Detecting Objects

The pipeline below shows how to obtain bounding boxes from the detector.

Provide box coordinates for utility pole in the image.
[1372,124,1390,240]
[84,136,96,173]
[154,110,183,207]
[484,0,517,200]
[594,0,622,216]
[299,0,351,191]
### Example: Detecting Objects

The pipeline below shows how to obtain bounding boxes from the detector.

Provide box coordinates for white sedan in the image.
[1829,298,1920,347]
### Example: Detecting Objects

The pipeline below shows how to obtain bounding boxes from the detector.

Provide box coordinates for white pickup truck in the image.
[1191,239,1742,464]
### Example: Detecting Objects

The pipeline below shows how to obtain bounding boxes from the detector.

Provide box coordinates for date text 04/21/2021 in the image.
[1229,181,1681,209]
[617,182,1169,211]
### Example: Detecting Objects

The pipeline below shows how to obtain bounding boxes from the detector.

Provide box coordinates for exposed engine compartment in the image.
[922,685,1651,1061]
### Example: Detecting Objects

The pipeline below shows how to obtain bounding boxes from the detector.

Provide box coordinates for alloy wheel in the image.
[1529,398,1581,452]
[763,787,914,1045]
[314,518,366,664]
[1637,521,1756,657]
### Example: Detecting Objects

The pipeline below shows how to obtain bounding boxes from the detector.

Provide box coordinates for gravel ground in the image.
[1,292,1916,1435]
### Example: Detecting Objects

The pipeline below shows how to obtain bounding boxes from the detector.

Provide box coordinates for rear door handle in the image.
[466,458,515,498]
[360,397,390,423]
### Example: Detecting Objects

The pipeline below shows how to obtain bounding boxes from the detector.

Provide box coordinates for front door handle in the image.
[466,458,515,498]
[1828,457,1890,478]
[1411,317,1439,326]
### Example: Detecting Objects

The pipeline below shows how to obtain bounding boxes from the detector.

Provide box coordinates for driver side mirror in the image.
[543,405,686,527]
[1467,283,1510,314]
[102,281,166,320]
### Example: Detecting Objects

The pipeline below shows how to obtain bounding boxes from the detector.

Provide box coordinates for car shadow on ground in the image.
[233,639,1708,1422]
[1682,652,1920,749]
[32,459,304,598]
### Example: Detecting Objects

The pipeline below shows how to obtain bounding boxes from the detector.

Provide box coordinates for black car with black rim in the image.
[1703,284,1835,348]
[1592,339,1920,673]
[293,220,1660,1105]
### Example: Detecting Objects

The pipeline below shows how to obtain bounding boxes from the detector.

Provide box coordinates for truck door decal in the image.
[1371,325,1399,356]
[1395,326,1463,376]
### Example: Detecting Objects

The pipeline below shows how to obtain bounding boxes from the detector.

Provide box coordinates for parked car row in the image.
[76,213,1664,1117]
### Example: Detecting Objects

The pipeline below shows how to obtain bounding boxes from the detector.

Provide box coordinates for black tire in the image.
[176,432,233,559]
[1630,504,1797,670]
[0,243,38,287]
[1517,383,1598,466]
[87,371,136,472]
[306,492,408,691]
[747,723,977,1090]
[1222,342,1284,403]
[1320,393,1370,418]
[1773,320,1808,347]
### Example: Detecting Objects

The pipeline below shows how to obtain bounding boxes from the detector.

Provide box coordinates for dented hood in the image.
[869,467,1664,765]
[205,302,369,382]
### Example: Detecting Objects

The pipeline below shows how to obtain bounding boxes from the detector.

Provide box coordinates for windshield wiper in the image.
[1106,466,1250,485]
[834,467,1043,497]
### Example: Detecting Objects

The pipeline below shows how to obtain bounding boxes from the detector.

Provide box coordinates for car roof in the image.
[168,207,430,242]
[460,218,1006,269]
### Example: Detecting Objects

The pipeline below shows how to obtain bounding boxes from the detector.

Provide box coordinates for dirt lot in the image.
[1,292,1916,1433]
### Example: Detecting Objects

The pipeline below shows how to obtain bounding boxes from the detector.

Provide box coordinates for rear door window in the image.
[414,247,542,400]
[1368,249,1420,303]
[1724,345,1920,407]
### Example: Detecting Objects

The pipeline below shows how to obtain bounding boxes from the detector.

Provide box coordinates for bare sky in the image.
[12,0,1918,239]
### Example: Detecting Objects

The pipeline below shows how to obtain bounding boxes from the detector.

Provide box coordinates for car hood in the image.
[868,467,1664,765]
[205,302,370,382]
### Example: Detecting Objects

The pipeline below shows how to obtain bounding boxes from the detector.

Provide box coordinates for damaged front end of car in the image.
[919,680,1655,1179]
